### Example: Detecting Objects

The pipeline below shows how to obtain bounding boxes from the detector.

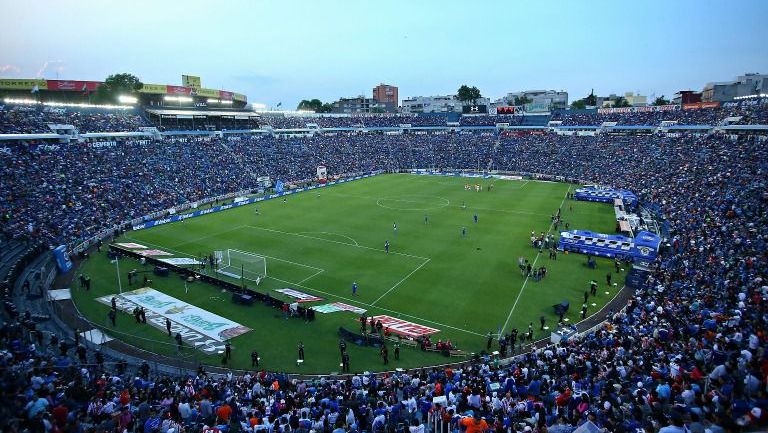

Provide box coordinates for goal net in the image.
[214,249,267,284]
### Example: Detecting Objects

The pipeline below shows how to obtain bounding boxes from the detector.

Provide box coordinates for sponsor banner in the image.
[232,92,247,102]
[167,85,192,96]
[329,302,366,314]
[219,90,233,101]
[494,175,523,181]
[96,292,232,354]
[197,88,219,98]
[132,172,379,231]
[313,302,367,314]
[0,79,48,90]
[275,288,323,303]
[312,304,343,314]
[139,83,168,94]
[116,242,148,249]
[597,104,679,114]
[682,101,720,110]
[46,80,100,92]
[181,75,201,90]
[138,249,173,256]
[159,257,204,265]
[367,315,439,338]
[409,170,491,179]
[122,287,249,340]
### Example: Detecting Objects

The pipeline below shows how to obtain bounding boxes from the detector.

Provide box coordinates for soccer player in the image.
[384,240,389,254]
[393,222,397,233]
[352,281,358,295]
[473,213,478,224]
[424,214,428,224]
[461,226,467,237]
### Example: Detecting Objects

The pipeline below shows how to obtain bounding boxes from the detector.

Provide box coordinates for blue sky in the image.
[1,0,767,108]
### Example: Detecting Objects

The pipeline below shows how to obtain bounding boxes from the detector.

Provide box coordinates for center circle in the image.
[376,195,450,211]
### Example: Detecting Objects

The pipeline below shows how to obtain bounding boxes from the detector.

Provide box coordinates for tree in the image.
[457,85,482,104]
[653,95,670,106]
[584,90,597,107]
[570,100,587,110]
[569,90,596,110]
[513,95,532,106]
[93,73,143,104]
[613,97,631,108]
[297,99,333,113]
[297,99,323,112]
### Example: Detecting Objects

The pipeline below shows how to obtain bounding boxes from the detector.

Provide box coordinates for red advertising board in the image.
[682,102,720,110]
[46,80,101,92]
[368,315,439,338]
[166,85,192,95]
[219,90,233,101]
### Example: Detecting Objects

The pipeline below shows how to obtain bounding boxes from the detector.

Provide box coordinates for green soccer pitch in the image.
[74,173,620,373]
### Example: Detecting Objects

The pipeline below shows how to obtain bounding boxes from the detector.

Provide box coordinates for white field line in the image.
[296,269,325,284]
[371,258,430,306]
[295,231,359,246]
[243,225,430,261]
[499,186,571,337]
[169,225,246,249]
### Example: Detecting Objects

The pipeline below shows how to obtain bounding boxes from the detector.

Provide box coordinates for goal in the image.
[214,249,267,283]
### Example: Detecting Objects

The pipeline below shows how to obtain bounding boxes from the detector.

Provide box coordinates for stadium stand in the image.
[0,104,149,133]
[0,103,767,433]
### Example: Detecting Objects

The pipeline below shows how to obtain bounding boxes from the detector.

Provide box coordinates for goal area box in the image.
[215,249,267,283]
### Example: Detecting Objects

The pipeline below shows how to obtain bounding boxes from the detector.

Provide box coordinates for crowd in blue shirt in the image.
[0,109,766,433]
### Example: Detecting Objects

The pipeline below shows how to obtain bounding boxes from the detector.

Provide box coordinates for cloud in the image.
[36,60,65,78]
[0,64,21,74]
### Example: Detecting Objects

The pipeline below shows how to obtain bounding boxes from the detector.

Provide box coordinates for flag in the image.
[276,102,282,107]
[31,85,39,94]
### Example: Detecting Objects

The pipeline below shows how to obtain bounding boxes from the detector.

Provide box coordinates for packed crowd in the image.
[0,105,149,134]
[550,99,768,126]
[1,120,767,432]
[256,114,450,129]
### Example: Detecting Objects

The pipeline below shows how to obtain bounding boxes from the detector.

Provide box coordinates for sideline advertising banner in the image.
[117,287,250,341]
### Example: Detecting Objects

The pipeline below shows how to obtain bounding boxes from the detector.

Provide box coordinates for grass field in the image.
[74,173,619,373]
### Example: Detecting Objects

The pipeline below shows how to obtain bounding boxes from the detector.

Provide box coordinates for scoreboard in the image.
[462,105,488,114]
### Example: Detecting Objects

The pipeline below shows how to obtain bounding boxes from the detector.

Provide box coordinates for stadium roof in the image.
[145,108,260,118]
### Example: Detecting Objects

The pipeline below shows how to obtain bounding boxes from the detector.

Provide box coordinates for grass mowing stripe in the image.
[123,235,484,337]
[499,186,571,337]
[243,225,430,260]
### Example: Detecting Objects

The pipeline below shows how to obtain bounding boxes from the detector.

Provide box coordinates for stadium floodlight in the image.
[3,98,131,110]
[164,96,193,103]
[118,95,138,104]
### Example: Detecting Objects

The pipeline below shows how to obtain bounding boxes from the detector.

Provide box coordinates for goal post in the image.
[214,249,267,283]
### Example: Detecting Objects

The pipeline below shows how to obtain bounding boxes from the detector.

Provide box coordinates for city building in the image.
[401,95,490,114]
[673,90,702,105]
[502,90,569,110]
[330,96,394,113]
[372,83,398,110]
[596,92,647,107]
[702,73,768,102]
